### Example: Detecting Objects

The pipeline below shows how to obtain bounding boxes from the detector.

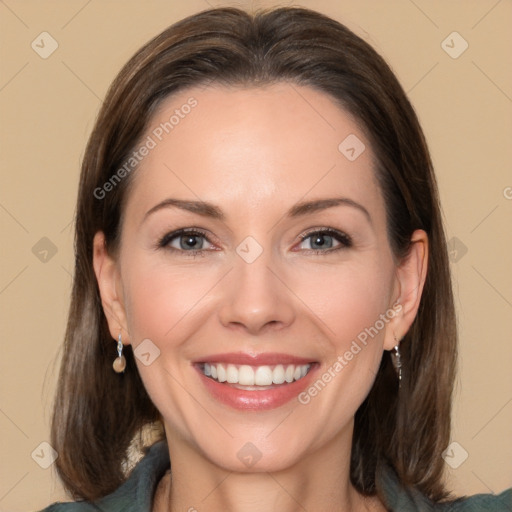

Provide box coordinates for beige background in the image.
[1,0,511,510]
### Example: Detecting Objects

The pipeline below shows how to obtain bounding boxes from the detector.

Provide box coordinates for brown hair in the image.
[51,6,457,503]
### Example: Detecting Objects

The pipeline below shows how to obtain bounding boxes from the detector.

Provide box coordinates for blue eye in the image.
[158,229,213,256]
[298,229,352,253]
[157,227,352,257]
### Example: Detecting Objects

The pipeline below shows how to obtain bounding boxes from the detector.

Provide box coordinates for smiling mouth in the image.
[199,362,312,389]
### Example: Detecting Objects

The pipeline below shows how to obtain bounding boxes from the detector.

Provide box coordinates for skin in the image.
[93,83,428,512]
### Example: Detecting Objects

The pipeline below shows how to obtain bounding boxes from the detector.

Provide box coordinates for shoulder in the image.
[38,503,94,512]
[38,441,170,512]
[377,462,512,511]
[446,488,512,511]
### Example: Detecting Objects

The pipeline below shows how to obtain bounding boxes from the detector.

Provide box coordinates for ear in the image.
[92,231,131,344]
[383,229,428,351]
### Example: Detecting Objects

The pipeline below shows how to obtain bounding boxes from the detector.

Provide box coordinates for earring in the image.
[391,334,402,385]
[113,333,126,373]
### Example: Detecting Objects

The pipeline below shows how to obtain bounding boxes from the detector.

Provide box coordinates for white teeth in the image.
[202,362,311,386]
[226,364,238,383]
[217,363,227,383]
[255,366,273,386]
[285,365,294,383]
[273,364,285,384]
[239,365,255,385]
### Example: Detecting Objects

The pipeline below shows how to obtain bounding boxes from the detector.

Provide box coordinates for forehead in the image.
[125,83,383,222]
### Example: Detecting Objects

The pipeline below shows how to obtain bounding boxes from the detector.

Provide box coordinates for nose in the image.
[217,247,296,336]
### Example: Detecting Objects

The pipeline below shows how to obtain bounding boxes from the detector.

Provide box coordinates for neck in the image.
[155,424,383,512]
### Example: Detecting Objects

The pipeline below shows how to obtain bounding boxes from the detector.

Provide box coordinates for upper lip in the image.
[194,352,316,366]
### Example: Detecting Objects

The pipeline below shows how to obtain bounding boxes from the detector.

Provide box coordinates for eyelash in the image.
[157,227,353,257]
[298,227,352,254]
[157,229,214,258]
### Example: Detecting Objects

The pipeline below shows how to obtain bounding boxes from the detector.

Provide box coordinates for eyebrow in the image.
[143,197,371,224]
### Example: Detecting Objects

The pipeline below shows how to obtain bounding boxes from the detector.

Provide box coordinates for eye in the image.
[158,228,215,255]
[297,228,352,254]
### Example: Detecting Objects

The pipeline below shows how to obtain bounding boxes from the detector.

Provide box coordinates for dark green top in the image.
[39,441,512,511]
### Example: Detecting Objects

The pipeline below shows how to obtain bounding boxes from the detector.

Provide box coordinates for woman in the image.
[40,6,511,512]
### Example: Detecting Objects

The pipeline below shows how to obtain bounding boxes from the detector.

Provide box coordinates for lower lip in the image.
[196,364,318,411]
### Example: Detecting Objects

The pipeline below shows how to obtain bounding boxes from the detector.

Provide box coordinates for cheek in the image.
[122,250,394,358]
[290,259,394,414]
[123,257,219,342]
[292,259,394,349]
[120,256,222,430]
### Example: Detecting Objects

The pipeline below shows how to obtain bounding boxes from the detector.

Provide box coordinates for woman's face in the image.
[96,83,422,473]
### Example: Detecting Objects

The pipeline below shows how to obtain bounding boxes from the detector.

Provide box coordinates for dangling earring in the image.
[113,333,126,373]
[391,334,402,385]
